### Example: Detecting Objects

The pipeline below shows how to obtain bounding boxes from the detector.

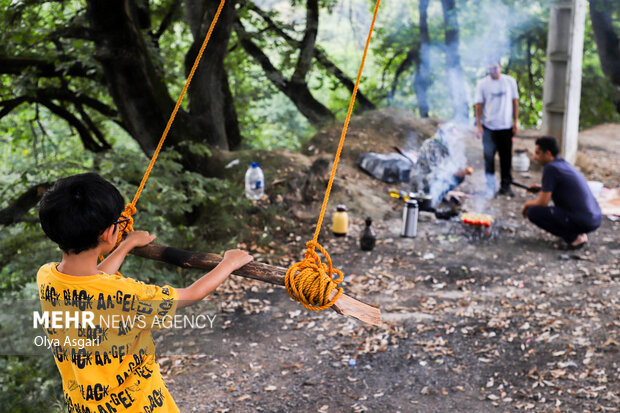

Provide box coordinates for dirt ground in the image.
[165,111,619,412]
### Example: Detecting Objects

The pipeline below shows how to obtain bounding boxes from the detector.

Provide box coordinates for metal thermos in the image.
[401,200,418,238]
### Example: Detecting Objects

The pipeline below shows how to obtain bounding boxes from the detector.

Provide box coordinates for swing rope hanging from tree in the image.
[114,0,382,322]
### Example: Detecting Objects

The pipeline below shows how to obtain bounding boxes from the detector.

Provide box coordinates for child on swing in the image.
[37,172,252,412]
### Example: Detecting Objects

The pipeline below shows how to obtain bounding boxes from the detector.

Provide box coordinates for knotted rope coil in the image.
[285,241,344,311]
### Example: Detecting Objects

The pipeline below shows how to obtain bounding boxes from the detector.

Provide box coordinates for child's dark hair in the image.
[39,173,124,254]
[535,136,560,157]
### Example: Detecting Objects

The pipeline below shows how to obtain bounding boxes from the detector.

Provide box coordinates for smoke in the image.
[426,123,467,206]
[386,0,537,122]
[458,0,537,70]
[389,1,538,210]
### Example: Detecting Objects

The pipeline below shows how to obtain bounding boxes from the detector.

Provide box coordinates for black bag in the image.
[357,152,414,183]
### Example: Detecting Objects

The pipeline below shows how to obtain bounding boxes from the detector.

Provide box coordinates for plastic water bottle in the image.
[245,162,264,200]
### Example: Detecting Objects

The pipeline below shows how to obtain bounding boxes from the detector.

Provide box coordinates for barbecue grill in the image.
[460,212,494,240]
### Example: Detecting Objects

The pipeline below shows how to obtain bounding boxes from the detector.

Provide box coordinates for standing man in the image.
[474,60,519,197]
[521,136,602,249]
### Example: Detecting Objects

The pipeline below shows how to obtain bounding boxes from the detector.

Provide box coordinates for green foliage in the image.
[504,6,549,128]
[0,284,65,413]
[579,15,620,127]
[580,64,620,127]
[0,141,249,293]
[0,354,64,413]
[0,108,252,413]
[0,224,59,292]
[1,1,619,409]
[226,8,314,150]
[370,0,619,128]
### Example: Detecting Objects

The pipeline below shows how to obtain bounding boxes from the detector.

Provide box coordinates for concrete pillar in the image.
[541,0,587,164]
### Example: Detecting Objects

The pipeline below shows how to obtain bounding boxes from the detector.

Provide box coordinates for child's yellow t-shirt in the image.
[37,263,180,413]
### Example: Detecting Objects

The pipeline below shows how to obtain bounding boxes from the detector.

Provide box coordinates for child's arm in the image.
[98,231,156,274]
[176,249,253,309]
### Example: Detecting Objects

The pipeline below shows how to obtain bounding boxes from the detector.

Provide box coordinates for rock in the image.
[418,211,436,222]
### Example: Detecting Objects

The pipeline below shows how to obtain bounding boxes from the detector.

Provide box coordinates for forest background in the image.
[1,0,619,410]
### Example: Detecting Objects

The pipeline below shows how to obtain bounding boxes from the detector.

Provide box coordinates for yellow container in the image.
[332,205,349,236]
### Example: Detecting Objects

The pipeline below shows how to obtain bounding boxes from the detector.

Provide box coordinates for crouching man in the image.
[521,136,602,249]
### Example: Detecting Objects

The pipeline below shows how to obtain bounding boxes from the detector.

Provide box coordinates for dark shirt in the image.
[541,157,602,223]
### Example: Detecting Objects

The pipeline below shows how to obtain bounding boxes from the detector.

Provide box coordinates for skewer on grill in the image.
[461,212,493,227]
[511,181,540,193]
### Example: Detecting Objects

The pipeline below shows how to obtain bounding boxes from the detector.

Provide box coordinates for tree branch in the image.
[132,243,382,326]
[380,49,401,92]
[0,55,97,78]
[1,89,129,143]
[235,19,334,125]
[152,0,180,41]
[234,20,289,91]
[38,98,109,152]
[292,0,319,82]
[313,46,376,110]
[0,182,52,226]
[246,2,375,110]
[49,26,94,41]
[75,104,111,150]
[0,97,29,119]
[390,47,420,96]
[34,87,118,117]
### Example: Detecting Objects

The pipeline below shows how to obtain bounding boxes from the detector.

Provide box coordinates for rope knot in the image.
[124,203,137,216]
[116,203,137,245]
[285,241,344,311]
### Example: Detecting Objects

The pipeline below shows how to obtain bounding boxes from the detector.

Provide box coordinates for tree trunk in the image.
[292,0,320,84]
[86,0,189,155]
[86,0,238,174]
[387,0,430,117]
[183,0,241,150]
[589,0,620,112]
[441,0,469,121]
[414,0,431,118]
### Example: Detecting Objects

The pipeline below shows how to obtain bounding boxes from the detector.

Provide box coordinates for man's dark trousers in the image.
[527,205,602,243]
[483,126,513,190]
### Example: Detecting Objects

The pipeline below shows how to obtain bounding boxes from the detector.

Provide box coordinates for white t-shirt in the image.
[474,75,519,130]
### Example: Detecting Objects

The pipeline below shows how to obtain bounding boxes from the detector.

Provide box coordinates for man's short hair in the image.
[39,173,124,254]
[486,58,501,67]
[535,136,560,157]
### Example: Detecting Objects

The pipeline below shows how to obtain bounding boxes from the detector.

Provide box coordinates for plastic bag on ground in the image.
[357,152,416,183]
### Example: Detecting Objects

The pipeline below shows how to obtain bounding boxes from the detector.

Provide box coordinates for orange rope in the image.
[285,0,381,310]
[285,241,344,311]
[117,0,227,242]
